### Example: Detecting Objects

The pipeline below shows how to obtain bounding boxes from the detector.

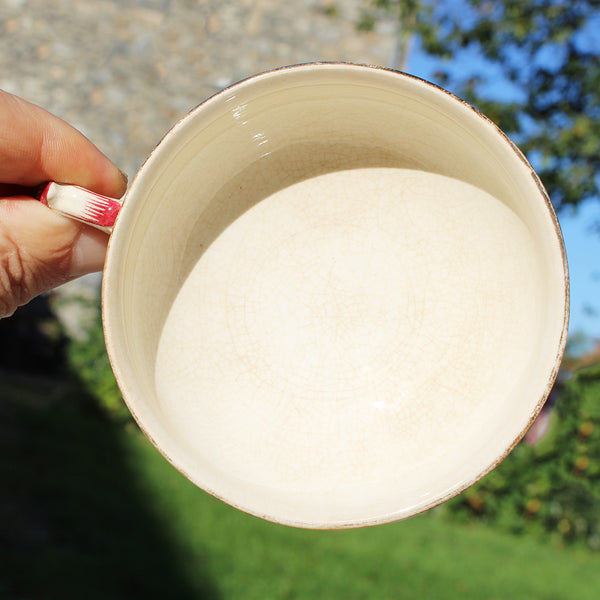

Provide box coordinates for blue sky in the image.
[560,201,600,340]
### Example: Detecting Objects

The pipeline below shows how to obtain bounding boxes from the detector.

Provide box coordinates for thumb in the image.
[70,227,109,278]
[0,197,108,317]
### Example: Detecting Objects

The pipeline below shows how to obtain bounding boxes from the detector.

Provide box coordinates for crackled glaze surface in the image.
[155,167,541,523]
[102,64,568,528]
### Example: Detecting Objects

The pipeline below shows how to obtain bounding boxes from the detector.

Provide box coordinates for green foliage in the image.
[356,12,377,31]
[435,0,600,211]
[66,295,130,422]
[358,0,438,46]
[321,2,341,19]
[360,0,600,211]
[445,363,600,549]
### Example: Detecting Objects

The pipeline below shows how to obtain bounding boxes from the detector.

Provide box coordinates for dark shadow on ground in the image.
[0,299,220,600]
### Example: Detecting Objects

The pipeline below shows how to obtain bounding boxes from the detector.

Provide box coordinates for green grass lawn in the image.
[2,372,600,600]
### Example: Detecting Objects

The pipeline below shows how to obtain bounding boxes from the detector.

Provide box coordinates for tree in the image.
[359,0,600,211]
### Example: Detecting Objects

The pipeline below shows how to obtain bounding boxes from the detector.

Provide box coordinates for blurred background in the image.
[1,1,600,598]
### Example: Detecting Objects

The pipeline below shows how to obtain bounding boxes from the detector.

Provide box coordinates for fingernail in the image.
[69,228,109,278]
[119,169,129,188]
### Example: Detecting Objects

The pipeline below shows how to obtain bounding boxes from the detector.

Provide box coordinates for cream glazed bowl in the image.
[101,63,569,528]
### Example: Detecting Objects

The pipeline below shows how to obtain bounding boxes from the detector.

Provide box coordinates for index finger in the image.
[0,89,127,198]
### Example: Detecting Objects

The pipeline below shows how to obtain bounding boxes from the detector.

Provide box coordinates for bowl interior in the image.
[103,64,567,528]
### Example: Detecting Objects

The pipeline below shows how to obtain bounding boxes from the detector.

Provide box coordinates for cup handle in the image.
[38,182,123,234]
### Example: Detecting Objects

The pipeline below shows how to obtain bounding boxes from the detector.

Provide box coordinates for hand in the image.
[0,89,127,317]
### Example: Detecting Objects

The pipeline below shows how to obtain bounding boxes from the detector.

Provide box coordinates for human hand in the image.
[0,89,127,317]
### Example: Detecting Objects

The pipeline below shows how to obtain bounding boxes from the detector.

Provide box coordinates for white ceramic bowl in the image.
[103,63,568,528]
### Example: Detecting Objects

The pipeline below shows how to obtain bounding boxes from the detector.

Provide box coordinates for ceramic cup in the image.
[100,63,568,528]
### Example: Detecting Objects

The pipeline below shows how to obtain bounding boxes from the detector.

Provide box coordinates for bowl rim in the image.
[102,62,569,529]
